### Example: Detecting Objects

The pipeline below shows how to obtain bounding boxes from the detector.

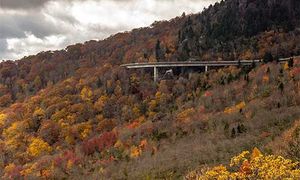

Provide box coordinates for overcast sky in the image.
[0,0,218,60]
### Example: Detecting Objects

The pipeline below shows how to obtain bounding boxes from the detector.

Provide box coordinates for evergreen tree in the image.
[288,57,294,68]
[155,39,165,61]
[278,82,284,93]
[263,52,273,63]
[251,60,256,69]
[231,128,236,138]
[240,124,247,133]
[237,125,242,134]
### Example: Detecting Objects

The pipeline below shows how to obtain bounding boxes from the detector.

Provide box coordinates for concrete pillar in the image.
[154,66,158,82]
[188,72,192,79]
[188,68,192,79]
[205,66,208,72]
[181,67,184,74]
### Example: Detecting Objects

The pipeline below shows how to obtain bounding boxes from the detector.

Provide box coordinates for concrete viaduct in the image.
[121,57,294,81]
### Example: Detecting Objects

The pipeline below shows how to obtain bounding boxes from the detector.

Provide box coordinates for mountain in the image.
[178,0,300,60]
[0,0,300,179]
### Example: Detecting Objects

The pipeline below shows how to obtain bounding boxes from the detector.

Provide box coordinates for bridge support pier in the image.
[154,66,158,82]
[205,66,208,72]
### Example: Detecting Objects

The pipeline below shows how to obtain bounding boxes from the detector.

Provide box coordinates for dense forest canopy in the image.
[0,0,300,179]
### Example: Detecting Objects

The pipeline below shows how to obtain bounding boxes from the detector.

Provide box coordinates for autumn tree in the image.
[155,39,165,61]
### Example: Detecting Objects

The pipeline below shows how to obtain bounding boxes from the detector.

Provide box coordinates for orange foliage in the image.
[204,91,213,97]
[176,108,196,123]
[224,101,246,114]
[262,75,270,83]
[126,116,145,129]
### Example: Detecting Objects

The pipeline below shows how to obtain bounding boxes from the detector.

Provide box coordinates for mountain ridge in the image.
[0,0,300,179]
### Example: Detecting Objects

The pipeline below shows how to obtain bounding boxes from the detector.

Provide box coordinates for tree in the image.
[288,57,294,68]
[251,60,256,69]
[263,52,273,63]
[80,86,93,101]
[231,128,236,138]
[38,120,60,145]
[155,39,165,61]
[278,82,284,93]
[187,148,300,179]
[27,138,52,157]
[0,94,12,107]
[94,95,109,113]
[114,81,122,97]
[33,76,42,90]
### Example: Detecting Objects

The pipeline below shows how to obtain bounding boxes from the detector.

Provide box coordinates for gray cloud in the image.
[0,0,106,10]
[0,0,220,60]
[0,0,217,10]
[0,12,67,39]
[0,39,7,53]
[0,0,51,10]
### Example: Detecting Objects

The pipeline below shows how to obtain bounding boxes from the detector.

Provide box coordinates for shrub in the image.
[82,131,117,155]
[27,138,52,157]
[186,148,300,179]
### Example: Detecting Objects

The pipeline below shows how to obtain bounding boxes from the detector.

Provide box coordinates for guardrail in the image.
[121,56,297,81]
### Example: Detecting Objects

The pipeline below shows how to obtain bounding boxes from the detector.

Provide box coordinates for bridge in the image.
[121,57,294,81]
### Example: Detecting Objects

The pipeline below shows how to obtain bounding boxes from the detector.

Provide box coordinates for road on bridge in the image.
[121,57,296,81]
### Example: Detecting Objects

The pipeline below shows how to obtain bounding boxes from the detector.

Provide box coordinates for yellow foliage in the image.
[80,86,93,101]
[21,162,53,178]
[187,148,300,180]
[114,80,122,97]
[132,105,140,117]
[230,151,250,167]
[148,111,156,118]
[0,113,7,127]
[4,163,21,178]
[224,107,235,114]
[27,138,52,157]
[81,128,91,139]
[67,160,73,170]
[224,101,246,114]
[176,108,196,123]
[114,140,124,149]
[3,121,26,138]
[4,163,16,173]
[204,165,230,180]
[130,73,138,83]
[78,123,92,140]
[155,91,162,100]
[65,135,75,145]
[33,107,45,118]
[251,147,262,160]
[130,145,142,158]
[242,49,253,59]
[3,121,28,151]
[95,95,109,112]
[21,163,38,177]
[236,101,246,110]
[149,99,158,111]
[284,62,289,70]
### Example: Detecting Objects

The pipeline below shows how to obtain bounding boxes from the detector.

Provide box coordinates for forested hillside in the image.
[178,0,300,60]
[1,0,300,179]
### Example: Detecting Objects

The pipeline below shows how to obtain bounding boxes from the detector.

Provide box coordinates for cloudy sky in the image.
[0,0,218,60]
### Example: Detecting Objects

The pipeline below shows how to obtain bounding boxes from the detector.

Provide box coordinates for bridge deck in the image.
[120,57,294,81]
[121,58,290,69]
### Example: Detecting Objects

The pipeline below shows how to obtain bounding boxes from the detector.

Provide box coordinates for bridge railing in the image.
[121,56,298,68]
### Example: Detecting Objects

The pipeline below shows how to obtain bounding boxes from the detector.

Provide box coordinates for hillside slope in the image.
[0,0,300,179]
[178,0,300,60]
